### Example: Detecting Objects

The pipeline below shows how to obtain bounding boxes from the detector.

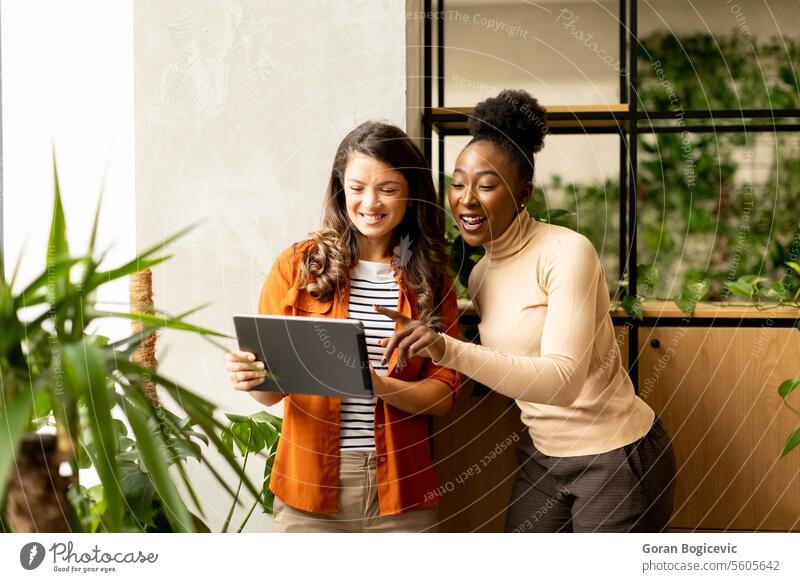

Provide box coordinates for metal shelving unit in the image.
[422,0,800,390]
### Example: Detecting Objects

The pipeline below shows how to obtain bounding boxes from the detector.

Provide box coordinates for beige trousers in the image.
[272,450,439,532]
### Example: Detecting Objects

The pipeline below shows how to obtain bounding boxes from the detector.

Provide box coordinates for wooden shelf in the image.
[612,300,800,319]
[431,104,629,134]
[431,106,800,136]
[457,298,800,321]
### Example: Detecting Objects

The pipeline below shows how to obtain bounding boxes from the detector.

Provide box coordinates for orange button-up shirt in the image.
[258,241,462,516]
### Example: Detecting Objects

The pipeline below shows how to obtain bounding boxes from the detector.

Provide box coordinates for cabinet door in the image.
[637,326,800,531]
[431,380,526,532]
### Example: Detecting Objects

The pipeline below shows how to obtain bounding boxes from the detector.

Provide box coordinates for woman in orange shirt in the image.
[225,121,461,532]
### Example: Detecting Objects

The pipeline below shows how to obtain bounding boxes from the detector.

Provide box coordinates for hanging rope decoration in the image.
[129,269,158,405]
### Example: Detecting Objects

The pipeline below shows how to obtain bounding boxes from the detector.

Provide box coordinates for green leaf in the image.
[137,222,200,262]
[253,421,279,451]
[107,304,212,354]
[781,428,800,457]
[250,410,283,431]
[674,295,695,316]
[167,436,202,462]
[117,360,261,502]
[32,391,53,420]
[786,261,800,275]
[778,65,796,86]
[186,428,208,446]
[76,441,95,469]
[231,422,252,456]
[762,281,787,300]
[261,449,278,515]
[112,418,128,437]
[45,159,72,329]
[119,461,156,528]
[125,396,195,532]
[778,377,800,399]
[14,257,83,309]
[87,190,103,257]
[0,389,35,502]
[221,430,234,456]
[171,455,205,521]
[48,158,70,261]
[675,278,710,316]
[85,307,231,339]
[621,294,643,320]
[726,280,755,299]
[62,341,123,531]
[637,264,661,293]
[739,274,766,286]
[85,256,171,295]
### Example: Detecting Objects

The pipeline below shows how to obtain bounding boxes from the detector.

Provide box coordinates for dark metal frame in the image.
[423,0,800,390]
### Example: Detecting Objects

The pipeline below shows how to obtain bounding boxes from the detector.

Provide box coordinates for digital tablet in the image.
[233,314,374,397]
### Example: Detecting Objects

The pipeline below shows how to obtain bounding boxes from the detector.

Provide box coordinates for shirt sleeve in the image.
[258,247,296,316]
[255,248,298,404]
[420,281,463,404]
[431,235,600,407]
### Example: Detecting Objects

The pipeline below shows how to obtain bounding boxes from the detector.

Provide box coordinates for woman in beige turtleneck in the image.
[375,90,676,532]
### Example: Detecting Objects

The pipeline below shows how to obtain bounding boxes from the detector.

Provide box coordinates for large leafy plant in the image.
[219,411,282,532]
[0,163,260,532]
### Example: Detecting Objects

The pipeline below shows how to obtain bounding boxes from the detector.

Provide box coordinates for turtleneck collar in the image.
[483,210,539,261]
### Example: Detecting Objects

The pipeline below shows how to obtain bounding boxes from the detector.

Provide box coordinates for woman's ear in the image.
[517,182,533,210]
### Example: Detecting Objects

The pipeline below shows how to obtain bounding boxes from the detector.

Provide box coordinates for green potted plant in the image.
[0,162,260,532]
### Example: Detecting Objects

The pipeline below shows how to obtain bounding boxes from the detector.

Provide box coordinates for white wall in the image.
[133,0,412,532]
[1,0,135,342]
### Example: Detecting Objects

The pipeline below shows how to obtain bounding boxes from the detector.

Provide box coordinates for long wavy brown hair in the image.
[298,121,449,328]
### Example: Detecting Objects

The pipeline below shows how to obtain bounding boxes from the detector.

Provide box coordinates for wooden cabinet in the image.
[432,302,800,531]
[635,323,800,531]
[431,381,525,532]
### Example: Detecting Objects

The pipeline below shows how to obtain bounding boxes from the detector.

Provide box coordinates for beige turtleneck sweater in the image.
[434,211,655,457]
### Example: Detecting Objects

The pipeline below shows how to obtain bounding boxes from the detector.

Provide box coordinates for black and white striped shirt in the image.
[339,260,399,451]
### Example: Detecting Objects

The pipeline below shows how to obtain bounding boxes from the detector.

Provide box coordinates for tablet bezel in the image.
[232,313,374,398]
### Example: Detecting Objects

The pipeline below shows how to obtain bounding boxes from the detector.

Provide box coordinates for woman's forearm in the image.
[373,376,453,416]
[431,235,602,407]
[432,334,588,407]
[248,390,285,407]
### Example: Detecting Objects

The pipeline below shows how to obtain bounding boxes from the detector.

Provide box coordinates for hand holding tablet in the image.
[225,350,268,391]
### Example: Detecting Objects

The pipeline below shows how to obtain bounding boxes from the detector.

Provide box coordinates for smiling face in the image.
[448,140,531,247]
[343,153,409,258]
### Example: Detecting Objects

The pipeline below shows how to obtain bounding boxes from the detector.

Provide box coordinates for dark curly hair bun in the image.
[468,89,547,155]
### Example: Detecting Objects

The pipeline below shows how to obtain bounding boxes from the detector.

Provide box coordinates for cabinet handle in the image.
[650,339,660,348]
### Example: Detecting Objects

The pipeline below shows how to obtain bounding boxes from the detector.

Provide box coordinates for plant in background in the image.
[0,162,259,532]
[778,371,800,457]
[464,33,800,312]
[635,32,800,304]
[773,260,800,458]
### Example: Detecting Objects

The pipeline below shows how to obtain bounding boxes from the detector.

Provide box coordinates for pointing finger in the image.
[373,304,408,322]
